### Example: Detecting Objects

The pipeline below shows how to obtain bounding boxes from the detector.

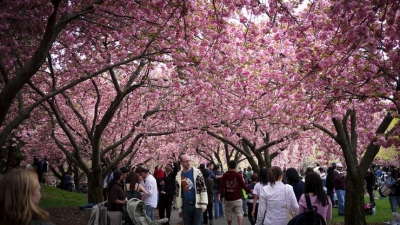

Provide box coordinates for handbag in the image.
[285,185,296,223]
[380,182,393,197]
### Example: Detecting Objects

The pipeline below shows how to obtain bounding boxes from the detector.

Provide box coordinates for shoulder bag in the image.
[380,182,393,197]
[285,185,296,223]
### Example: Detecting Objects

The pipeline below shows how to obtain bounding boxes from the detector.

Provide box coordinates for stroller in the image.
[124,198,168,225]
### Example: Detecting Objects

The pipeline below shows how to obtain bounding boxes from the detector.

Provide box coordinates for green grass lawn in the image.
[328,196,393,224]
[39,185,88,209]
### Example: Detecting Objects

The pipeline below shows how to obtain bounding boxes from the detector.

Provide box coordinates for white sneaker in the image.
[394,212,400,222]
[391,213,400,225]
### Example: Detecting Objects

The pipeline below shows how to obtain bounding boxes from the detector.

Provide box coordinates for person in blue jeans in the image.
[212,164,225,218]
[333,163,346,216]
[386,170,400,225]
[175,154,208,225]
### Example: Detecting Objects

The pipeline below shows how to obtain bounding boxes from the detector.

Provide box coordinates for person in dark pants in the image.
[326,163,336,206]
[64,172,73,192]
[247,173,258,225]
[212,164,225,219]
[364,166,376,204]
[202,169,214,225]
[158,161,179,224]
[33,157,43,183]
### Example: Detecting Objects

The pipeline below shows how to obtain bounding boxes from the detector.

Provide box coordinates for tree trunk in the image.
[344,168,367,225]
[88,166,103,203]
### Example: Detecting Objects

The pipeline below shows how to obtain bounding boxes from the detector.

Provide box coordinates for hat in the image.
[336,163,343,167]
[331,162,337,167]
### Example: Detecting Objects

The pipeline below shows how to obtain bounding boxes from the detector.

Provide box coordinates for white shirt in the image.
[256,181,299,225]
[253,182,264,197]
[141,174,158,208]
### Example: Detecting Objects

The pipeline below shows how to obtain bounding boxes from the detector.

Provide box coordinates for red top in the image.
[154,167,165,179]
[219,170,252,201]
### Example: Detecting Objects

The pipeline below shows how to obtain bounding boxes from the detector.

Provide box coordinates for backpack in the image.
[287,193,327,225]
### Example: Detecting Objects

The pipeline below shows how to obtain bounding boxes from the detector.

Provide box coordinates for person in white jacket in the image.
[175,153,208,225]
[256,166,299,225]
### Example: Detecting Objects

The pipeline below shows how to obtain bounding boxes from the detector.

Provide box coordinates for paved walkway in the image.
[160,207,252,225]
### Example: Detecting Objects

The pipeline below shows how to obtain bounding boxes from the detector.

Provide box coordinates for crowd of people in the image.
[1,154,399,225]
[104,158,400,225]
[104,154,338,225]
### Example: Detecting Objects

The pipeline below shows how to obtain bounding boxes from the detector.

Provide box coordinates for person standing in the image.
[42,157,49,184]
[202,169,214,225]
[386,170,400,225]
[218,160,253,225]
[334,162,346,216]
[103,170,112,201]
[207,162,223,180]
[33,157,43,183]
[154,165,165,193]
[137,167,158,221]
[158,162,179,224]
[326,163,336,206]
[107,170,128,225]
[120,167,129,191]
[251,167,268,222]
[318,167,327,188]
[298,173,332,223]
[247,173,258,225]
[243,168,248,183]
[175,153,208,225]
[285,167,304,202]
[212,164,225,219]
[64,171,73,192]
[255,166,298,225]
[376,165,387,199]
[241,168,249,217]
[125,171,149,200]
[313,163,320,173]
[364,166,376,204]
[246,167,253,184]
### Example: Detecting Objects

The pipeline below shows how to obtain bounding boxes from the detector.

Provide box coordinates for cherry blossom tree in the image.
[268,0,400,224]
[3,2,399,221]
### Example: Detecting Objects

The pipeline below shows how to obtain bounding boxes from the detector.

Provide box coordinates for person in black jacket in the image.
[364,166,376,204]
[326,163,336,206]
[158,160,179,224]
[285,167,304,202]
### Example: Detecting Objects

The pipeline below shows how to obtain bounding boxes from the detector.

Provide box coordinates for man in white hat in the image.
[334,162,346,216]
